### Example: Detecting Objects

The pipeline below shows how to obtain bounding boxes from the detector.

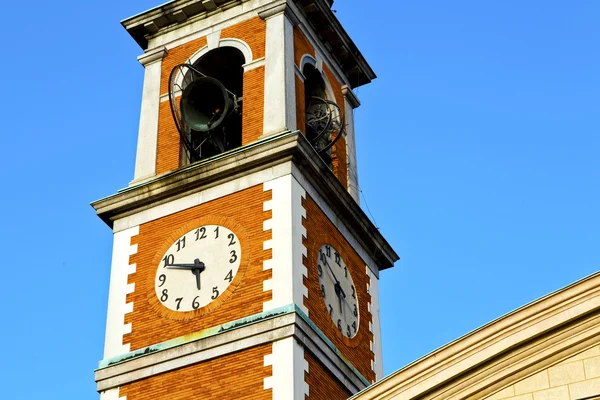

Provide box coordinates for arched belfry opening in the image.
[169,47,244,164]
[302,63,345,168]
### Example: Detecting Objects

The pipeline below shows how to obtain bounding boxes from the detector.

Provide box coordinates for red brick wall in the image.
[120,344,272,399]
[242,66,265,145]
[124,185,272,350]
[305,350,352,400]
[294,27,315,69]
[295,75,306,135]
[302,194,375,382]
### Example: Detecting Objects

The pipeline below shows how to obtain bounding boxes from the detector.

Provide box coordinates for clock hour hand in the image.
[192,268,202,290]
[165,259,206,290]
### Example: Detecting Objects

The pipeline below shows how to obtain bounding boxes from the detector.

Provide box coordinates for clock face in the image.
[154,224,241,312]
[317,244,359,338]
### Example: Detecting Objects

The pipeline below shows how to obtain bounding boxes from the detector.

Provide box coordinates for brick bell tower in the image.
[92,0,398,399]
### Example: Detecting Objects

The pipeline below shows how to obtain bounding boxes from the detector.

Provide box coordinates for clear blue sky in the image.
[0,1,597,398]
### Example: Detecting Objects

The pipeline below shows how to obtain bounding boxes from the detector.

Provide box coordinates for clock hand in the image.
[324,260,340,285]
[191,259,205,290]
[165,263,200,269]
[165,259,205,290]
[192,268,202,290]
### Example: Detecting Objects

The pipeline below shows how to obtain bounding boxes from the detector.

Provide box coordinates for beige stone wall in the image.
[486,345,600,400]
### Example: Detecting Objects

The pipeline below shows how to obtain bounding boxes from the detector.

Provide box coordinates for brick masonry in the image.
[119,343,272,399]
[302,194,375,383]
[305,349,353,399]
[124,184,272,351]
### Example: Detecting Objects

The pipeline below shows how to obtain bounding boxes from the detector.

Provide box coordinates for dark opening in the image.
[185,47,244,161]
[303,63,332,166]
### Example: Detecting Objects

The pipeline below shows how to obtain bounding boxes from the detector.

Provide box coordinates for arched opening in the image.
[182,47,244,163]
[303,63,334,167]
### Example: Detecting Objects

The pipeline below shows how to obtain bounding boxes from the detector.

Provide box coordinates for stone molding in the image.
[342,84,361,109]
[258,2,300,26]
[91,131,398,270]
[95,306,369,394]
[137,46,168,66]
[350,271,600,400]
[121,0,375,88]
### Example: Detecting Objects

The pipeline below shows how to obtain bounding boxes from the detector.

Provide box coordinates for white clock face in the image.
[317,244,359,338]
[154,224,241,312]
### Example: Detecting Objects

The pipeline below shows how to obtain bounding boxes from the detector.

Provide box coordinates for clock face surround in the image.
[317,243,360,339]
[154,224,242,313]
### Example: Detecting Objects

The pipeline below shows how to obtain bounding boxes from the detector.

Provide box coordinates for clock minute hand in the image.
[165,263,199,270]
[325,260,340,285]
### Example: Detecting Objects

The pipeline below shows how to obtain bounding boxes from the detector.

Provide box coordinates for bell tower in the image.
[93,0,398,399]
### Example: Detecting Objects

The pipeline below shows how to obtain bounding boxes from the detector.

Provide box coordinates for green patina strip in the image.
[97,302,370,387]
[97,304,295,369]
[293,305,371,387]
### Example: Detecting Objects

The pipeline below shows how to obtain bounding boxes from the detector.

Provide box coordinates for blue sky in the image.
[0,0,598,398]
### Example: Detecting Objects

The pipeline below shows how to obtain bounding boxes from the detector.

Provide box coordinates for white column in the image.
[104,225,139,359]
[260,4,297,137]
[264,338,309,399]
[342,85,361,203]
[367,266,384,380]
[131,46,167,185]
[262,175,308,315]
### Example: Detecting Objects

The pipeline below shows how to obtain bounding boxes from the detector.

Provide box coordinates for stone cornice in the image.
[258,2,300,25]
[91,131,398,269]
[121,0,375,88]
[95,305,369,393]
[137,46,168,66]
[342,85,361,109]
[351,271,600,399]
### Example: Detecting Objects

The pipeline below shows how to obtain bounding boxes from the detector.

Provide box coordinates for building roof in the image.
[352,271,600,399]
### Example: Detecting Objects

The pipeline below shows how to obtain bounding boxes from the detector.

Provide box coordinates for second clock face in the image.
[317,244,359,338]
[154,224,241,312]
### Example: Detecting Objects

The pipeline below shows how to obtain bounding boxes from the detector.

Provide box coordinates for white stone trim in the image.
[262,9,297,136]
[131,49,166,184]
[137,46,167,67]
[266,338,309,399]
[299,53,336,103]
[262,176,308,315]
[169,38,254,95]
[113,162,293,233]
[299,54,318,72]
[97,309,368,393]
[99,388,124,400]
[343,87,360,203]
[243,57,265,72]
[294,65,305,82]
[206,30,221,50]
[367,265,383,380]
[147,0,274,51]
[104,226,138,359]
